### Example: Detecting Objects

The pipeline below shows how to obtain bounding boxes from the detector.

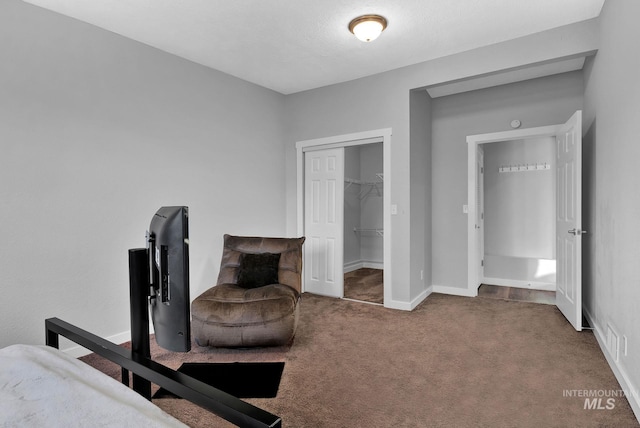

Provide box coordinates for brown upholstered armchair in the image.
[191,234,305,347]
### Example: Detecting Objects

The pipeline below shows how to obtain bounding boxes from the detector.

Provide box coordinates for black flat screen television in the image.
[147,206,191,352]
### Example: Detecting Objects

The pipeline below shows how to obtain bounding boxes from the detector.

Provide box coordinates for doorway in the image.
[481,137,557,292]
[467,111,583,330]
[343,143,384,305]
[296,128,392,306]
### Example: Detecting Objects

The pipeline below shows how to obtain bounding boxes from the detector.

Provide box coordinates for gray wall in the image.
[410,90,432,297]
[0,0,286,349]
[430,72,584,290]
[583,0,640,415]
[484,138,556,259]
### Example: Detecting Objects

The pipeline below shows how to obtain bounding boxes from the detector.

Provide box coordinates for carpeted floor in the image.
[343,268,383,304]
[81,293,639,427]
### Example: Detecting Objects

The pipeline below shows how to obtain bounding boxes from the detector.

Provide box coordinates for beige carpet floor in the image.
[343,268,383,304]
[81,293,639,427]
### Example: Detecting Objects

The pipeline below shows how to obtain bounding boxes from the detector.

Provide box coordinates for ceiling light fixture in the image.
[349,14,388,42]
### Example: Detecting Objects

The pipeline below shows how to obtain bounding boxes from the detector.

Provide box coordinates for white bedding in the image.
[0,344,187,428]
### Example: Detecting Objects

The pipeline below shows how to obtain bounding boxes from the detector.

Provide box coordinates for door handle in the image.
[568,228,587,235]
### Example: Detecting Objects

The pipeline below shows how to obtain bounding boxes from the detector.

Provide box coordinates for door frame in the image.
[467,124,561,296]
[476,145,485,283]
[296,128,392,305]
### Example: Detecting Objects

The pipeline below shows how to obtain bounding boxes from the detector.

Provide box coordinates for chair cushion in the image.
[236,253,280,289]
[191,283,299,326]
[217,235,305,294]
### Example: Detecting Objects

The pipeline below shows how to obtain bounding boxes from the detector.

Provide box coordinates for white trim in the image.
[344,260,384,273]
[433,284,478,297]
[300,136,383,152]
[467,124,562,295]
[296,128,393,307]
[296,131,388,150]
[482,277,556,292]
[384,286,432,311]
[466,125,560,144]
[343,260,363,273]
[363,261,384,270]
[583,307,640,423]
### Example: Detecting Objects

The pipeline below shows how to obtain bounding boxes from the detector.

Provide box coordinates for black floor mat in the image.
[153,362,284,399]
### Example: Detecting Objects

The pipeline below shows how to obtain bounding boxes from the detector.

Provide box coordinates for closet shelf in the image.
[354,228,384,237]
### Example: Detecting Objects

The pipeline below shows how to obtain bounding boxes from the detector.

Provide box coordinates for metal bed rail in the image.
[45,317,281,428]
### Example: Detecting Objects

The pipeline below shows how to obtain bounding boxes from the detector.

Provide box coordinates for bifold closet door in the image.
[304,148,344,298]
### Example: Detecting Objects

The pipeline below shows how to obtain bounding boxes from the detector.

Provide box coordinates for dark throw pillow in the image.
[237,253,281,289]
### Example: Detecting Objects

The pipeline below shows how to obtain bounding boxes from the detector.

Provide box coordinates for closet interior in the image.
[482,137,557,292]
[343,143,384,304]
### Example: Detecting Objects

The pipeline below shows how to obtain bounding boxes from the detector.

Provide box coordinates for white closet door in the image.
[555,110,583,331]
[304,148,344,298]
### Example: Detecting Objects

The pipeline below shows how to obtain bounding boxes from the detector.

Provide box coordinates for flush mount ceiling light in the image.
[349,14,388,42]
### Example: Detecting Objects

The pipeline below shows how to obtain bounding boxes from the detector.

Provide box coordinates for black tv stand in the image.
[128,248,153,399]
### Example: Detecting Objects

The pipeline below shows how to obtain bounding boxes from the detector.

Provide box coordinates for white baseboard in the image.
[362,261,384,270]
[482,276,556,292]
[583,307,640,423]
[61,330,131,358]
[344,260,363,273]
[344,260,384,273]
[384,286,432,311]
[432,284,477,297]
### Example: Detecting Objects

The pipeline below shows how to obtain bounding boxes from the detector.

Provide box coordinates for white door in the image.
[477,146,485,280]
[304,148,344,298]
[555,110,583,331]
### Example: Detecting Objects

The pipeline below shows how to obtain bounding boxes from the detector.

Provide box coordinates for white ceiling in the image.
[22,0,604,95]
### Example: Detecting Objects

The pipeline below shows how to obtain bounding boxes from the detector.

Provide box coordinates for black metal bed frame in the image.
[45,317,282,428]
